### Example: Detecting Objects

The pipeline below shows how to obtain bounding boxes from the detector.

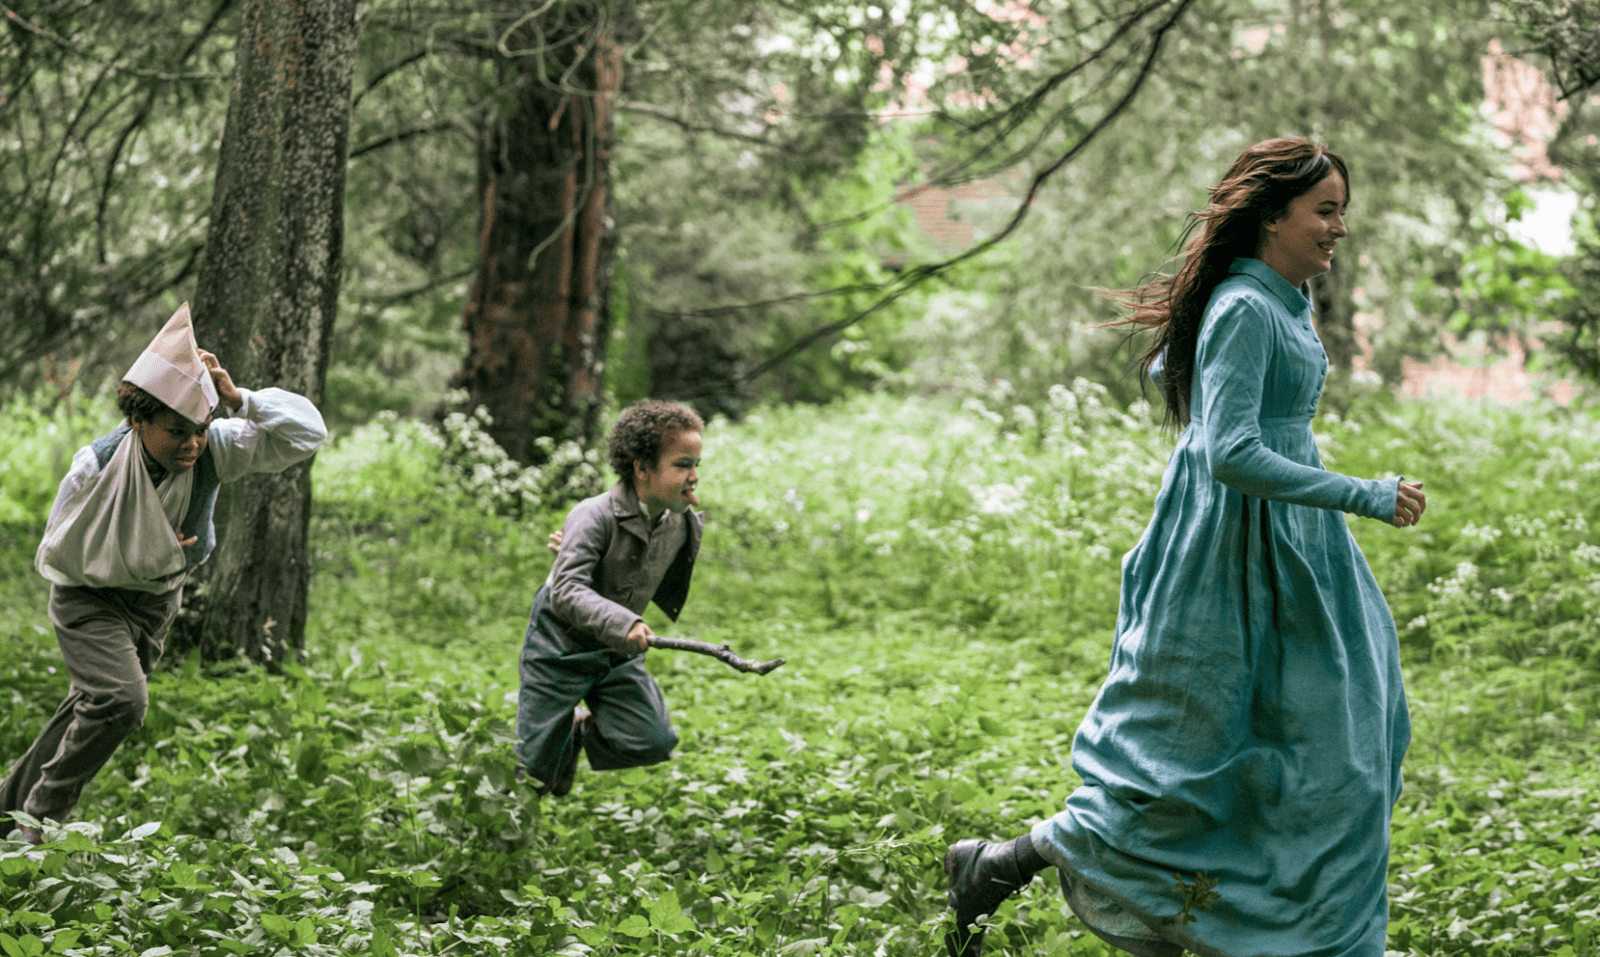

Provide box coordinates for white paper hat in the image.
[123,303,219,424]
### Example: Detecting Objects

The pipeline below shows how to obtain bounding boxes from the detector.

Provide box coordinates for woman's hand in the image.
[198,350,244,411]
[624,620,653,655]
[1394,480,1426,527]
[547,530,563,554]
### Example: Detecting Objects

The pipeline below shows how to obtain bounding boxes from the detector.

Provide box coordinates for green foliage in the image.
[890,0,1521,410]
[1453,234,1574,337]
[1508,0,1600,99]
[1171,871,1220,925]
[1313,396,1600,673]
[697,382,1168,641]
[4,393,1600,954]
[0,3,232,391]
[1389,768,1600,955]
[0,387,113,527]
[1445,188,1578,354]
[307,409,590,650]
[1544,223,1600,383]
[6,0,1568,431]
[1542,91,1600,386]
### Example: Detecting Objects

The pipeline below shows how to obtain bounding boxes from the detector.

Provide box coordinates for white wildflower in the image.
[1011,405,1039,433]
[970,480,1031,516]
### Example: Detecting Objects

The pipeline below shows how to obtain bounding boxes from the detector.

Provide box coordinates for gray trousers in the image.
[0,584,180,824]
[514,584,678,792]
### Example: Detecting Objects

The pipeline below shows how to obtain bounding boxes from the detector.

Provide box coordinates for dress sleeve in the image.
[207,388,329,484]
[547,499,641,652]
[1196,294,1398,522]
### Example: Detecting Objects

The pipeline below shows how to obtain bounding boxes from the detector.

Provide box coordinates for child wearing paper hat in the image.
[0,304,328,845]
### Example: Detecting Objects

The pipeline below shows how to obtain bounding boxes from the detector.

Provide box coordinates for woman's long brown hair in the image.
[1104,137,1350,427]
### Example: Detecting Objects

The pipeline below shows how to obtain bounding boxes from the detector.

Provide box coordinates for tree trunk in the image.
[173,0,360,668]
[456,2,623,464]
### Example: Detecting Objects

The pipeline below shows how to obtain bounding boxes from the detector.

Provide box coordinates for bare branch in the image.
[97,92,158,264]
[648,636,786,675]
[701,0,1198,394]
[922,0,1177,190]
[1509,0,1600,98]
[0,4,229,82]
[617,99,789,151]
[369,266,475,306]
[349,120,460,159]
[647,280,888,323]
[352,49,430,108]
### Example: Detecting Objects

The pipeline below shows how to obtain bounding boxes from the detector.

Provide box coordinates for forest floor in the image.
[3,387,1600,955]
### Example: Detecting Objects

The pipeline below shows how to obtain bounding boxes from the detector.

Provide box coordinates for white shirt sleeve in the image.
[207,387,329,484]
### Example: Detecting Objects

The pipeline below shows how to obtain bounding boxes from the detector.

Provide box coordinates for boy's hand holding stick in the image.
[549,529,784,675]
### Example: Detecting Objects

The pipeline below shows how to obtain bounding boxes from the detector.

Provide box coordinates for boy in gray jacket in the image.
[514,400,704,796]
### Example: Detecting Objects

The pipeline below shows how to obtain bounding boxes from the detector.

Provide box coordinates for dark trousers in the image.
[514,585,678,792]
[1,584,180,823]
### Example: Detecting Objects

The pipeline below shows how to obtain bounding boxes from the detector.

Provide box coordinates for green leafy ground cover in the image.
[3,387,1600,955]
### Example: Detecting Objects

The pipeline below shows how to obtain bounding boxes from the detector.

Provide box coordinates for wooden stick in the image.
[647,636,786,675]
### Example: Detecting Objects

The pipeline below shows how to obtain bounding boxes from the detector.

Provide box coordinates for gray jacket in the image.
[546,482,703,653]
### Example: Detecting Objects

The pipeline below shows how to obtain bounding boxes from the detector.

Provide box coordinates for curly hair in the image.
[116,381,174,424]
[1102,137,1350,427]
[116,381,215,426]
[607,400,705,479]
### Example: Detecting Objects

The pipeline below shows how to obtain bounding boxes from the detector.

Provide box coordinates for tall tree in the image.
[455,1,625,463]
[173,0,362,666]
[439,0,1201,457]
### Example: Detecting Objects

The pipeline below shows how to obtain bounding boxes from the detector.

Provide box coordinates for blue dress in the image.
[1032,259,1411,957]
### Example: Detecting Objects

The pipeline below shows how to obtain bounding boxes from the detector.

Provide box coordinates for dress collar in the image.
[1228,258,1312,314]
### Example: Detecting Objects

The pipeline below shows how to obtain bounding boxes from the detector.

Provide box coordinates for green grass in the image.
[2,388,1599,955]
